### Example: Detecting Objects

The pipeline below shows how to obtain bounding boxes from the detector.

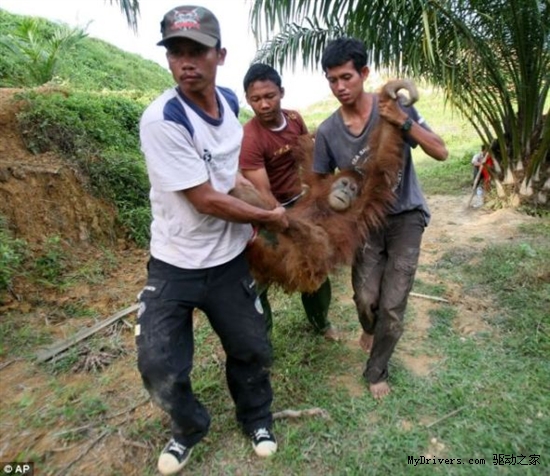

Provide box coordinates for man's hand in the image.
[378,94,408,127]
[379,91,448,161]
[264,205,289,232]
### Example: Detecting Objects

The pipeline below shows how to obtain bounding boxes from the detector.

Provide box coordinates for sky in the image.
[0,0,332,109]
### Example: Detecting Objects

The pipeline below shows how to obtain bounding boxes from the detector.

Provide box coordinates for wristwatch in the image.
[400,117,413,132]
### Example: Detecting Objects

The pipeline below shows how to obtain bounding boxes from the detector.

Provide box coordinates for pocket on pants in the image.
[241,275,264,316]
[137,278,167,303]
[135,279,168,344]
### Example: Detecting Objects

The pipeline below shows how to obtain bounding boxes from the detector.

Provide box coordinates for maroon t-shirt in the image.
[240,109,307,203]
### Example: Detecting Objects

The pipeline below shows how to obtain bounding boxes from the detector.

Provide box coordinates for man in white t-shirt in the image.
[471,144,486,184]
[137,6,287,475]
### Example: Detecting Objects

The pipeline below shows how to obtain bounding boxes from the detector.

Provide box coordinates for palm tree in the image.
[250,0,550,205]
[0,0,140,87]
[0,17,88,86]
[108,0,140,32]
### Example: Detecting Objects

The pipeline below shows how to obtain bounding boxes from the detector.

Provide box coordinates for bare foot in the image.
[323,326,340,342]
[369,381,391,400]
[358,331,373,353]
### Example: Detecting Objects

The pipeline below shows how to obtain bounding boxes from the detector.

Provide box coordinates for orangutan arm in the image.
[241,167,280,209]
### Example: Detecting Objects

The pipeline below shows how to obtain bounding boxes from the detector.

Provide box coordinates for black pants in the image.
[135,252,273,447]
[352,210,425,384]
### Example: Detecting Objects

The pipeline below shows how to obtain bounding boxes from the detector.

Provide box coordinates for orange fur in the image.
[232,80,417,293]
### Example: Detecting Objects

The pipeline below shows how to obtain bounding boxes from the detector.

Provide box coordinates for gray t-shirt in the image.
[313,95,432,225]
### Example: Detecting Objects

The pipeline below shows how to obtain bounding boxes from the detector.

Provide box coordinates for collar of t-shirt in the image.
[269,113,287,132]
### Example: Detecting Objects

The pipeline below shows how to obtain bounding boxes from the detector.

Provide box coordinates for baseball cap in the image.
[157,5,221,47]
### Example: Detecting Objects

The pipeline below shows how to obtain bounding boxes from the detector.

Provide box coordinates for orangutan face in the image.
[328,175,359,211]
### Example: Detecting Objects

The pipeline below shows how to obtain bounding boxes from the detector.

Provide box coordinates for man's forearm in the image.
[408,122,448,161]
[184,187,286,229]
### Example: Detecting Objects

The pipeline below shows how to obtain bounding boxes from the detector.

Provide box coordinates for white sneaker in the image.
[157,438,193,475]
[250,427,277,457]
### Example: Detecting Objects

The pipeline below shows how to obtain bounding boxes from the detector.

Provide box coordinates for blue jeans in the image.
[136,253,273,447]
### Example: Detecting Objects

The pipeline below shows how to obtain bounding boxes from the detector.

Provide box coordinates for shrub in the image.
[17,90,152,246]
[0,216,27,292]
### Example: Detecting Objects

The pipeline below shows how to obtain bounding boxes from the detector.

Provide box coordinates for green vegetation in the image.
[34,236,68,285]
[0,309,51,358]
[16,89,152,247]
[0,9,173,92]
[0,16,87,87]
[464,222,550,358]
[0,215,27,292]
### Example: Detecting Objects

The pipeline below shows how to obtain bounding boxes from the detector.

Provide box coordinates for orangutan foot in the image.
[359,331,373,353]
[369,381,391,400]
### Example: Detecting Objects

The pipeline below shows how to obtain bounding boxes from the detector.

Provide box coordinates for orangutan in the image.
[231,79,418,293]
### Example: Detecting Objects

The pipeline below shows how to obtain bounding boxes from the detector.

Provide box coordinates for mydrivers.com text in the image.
[408,454,542,467]
[408,456,486,467]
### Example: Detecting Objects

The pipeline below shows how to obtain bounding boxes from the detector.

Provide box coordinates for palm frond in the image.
[108,0,140,32]
[254,17,344,71]
[250,0,550,184]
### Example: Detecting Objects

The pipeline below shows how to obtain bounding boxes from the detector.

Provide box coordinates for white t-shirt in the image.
[471,151,484,166]
[140,86,253,269]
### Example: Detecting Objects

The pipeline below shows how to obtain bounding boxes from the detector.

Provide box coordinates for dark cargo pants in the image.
[352,210,425,384]
[135,252,273,448]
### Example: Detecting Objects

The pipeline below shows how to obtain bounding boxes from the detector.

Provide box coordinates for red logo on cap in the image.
[170,8,202,32]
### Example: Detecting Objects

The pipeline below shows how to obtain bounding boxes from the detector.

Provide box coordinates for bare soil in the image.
[0,87,541,475]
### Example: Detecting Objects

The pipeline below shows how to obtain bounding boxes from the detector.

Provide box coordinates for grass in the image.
[0,214,28,292]
[5,225,547,475]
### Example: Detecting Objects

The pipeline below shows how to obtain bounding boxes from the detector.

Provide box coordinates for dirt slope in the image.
[0,88,118,246]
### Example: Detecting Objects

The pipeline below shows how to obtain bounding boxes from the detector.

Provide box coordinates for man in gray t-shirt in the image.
[314,38,448,399]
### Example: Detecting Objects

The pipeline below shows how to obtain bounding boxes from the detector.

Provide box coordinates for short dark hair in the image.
[321,37,368,73]
[243,63,282,92]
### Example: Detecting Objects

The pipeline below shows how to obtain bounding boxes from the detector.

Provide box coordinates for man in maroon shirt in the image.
[239,63,338,341]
